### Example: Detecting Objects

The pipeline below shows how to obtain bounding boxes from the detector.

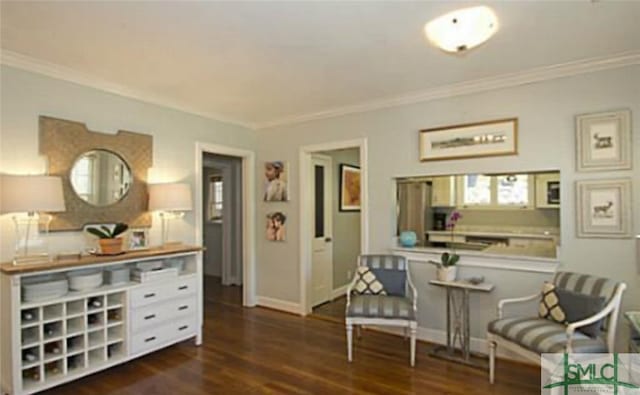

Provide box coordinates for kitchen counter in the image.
[427,229,557,240]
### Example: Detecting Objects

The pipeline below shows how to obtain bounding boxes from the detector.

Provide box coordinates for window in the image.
[70,155,95,201]
[462,174,491,205]
[207,176,223,221]
[459,174,532,208]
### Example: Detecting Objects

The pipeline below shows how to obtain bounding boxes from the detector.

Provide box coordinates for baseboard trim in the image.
[256,296,303,316]
[370,326,529,364]
[331,284,349,299]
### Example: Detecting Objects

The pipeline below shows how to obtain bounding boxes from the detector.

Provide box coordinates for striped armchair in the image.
[487,271,627,383]
[345,255,418,366]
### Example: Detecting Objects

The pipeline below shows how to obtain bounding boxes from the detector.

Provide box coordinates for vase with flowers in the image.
[429,210,462,282]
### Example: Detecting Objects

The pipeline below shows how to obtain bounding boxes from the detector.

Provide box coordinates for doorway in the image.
[195,143,256,308]
[202,153,242,290]
[300,139,368,315]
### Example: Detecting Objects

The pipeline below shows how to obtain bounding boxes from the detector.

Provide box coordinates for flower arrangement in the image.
[429,210,462,268]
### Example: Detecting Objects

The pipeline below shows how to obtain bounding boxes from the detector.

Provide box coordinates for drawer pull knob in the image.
[144,293,156,298]
[178,285,188,291]
[144,314,156,320]
[178,305,189,311]
[144,336,156,343]
[178,325,189,331]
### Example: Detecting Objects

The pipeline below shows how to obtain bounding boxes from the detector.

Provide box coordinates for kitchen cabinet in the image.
[535,173,560,208]
[431,176,456,207]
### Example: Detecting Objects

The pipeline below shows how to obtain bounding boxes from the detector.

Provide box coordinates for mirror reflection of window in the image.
[463,174,491,205]
[70,155,96,202]
[208,176,223,221]
[497,174,529,205]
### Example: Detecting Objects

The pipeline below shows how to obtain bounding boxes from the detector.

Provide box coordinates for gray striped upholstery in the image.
[488,317,607,353]
[553,272,619,303]
[347,295,415,320]
[359,255,407,271]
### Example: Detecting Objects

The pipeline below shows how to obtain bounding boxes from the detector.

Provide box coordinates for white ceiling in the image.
[1,1,639,129]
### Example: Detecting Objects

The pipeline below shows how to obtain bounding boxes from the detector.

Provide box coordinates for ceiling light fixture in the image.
[424,6,498,53]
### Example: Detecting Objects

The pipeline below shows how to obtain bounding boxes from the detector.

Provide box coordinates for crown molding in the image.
[255,50,640,129]
[0,50,257,130]
[2,49,638,131]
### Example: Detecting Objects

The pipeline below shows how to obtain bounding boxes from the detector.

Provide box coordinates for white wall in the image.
[255,66,640,347]
[0,65,256,260]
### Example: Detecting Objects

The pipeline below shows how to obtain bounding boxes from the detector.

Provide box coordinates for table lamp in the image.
[0,175,66,264]
[148,183,192,246]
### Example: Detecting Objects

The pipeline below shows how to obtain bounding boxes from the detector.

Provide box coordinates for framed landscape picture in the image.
[339,164,361,212]
[420,118,518,161]
[576,109,632,172]
[576,179,632,238]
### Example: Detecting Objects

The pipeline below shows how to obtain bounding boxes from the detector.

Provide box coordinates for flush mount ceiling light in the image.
[424,6,498,53]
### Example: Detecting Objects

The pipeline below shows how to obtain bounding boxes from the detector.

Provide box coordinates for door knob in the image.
[325,237,332,242]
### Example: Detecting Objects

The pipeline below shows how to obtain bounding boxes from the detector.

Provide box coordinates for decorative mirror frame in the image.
[40,116,153,231]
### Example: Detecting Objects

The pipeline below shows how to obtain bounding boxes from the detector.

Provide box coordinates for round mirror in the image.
[70,150,132,206]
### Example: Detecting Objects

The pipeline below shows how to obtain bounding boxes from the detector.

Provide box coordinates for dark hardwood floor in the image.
[42,277,539,394]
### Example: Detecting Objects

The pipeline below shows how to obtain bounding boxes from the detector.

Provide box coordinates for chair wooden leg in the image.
[489,340,496,384]
[404,327,408,340]
[410,326,417,367]
[347,323,353,362]
[356,325,362,339]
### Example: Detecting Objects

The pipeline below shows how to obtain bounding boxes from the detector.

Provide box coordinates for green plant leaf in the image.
[86,227,109,239]
[441,252,449,266]
[111,223,129,238]
[446,254,460,267]
[100,225,112,236]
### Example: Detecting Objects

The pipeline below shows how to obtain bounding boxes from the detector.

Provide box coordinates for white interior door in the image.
[311,155,333,307]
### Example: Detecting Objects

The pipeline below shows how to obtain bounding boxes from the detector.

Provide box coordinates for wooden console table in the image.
[428,279,494,368]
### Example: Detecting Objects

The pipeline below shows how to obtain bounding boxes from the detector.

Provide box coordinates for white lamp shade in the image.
[0,175,66,214]
[148,183,193,211]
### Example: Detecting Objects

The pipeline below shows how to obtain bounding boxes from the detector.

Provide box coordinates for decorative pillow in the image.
[353,266,387,295]
[369,268,406,296]
[555,288,605,338]
[538,282,566,324]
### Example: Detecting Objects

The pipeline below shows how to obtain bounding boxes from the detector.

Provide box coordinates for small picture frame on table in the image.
[576,179,632,238]
[576,109,632,172]
[128,228,149,250]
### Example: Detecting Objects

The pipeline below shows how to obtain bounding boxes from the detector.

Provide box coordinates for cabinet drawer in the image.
[130,296,197,333]
[130,276,197,308]
[131,315,197,355]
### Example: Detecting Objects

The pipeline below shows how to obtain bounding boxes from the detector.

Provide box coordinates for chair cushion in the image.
[353,266,387,295]
[347,295,415,320]
[538,282,567,324]
[555,288,605,338]
[488,317,607,354]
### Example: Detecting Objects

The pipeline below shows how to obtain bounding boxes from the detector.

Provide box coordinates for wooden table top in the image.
[429,279,495,292]
[0,244,203,275]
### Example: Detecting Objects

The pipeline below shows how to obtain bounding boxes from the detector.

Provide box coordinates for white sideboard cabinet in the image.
[0,246,203,395]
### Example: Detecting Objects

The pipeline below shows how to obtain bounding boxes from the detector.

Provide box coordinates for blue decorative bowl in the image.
[399,231,417,247]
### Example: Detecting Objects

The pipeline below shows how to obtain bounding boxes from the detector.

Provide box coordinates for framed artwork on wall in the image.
[263,161,289,202]
[576,179,632,238]
[576,109,632,172]
[419,118,518,161]
[339,164,361,212]
[128,228,149,250]
[266,212,286,241]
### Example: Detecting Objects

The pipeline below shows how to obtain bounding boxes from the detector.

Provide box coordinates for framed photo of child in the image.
[128,228,149,250]
[266,212,286,241]
[264,161,289,201]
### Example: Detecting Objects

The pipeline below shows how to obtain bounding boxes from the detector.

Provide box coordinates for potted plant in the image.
[428,211,462,281]
[86,223,129,255]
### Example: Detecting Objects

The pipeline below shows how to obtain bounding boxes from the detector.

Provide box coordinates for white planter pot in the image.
[437,266,458,282]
